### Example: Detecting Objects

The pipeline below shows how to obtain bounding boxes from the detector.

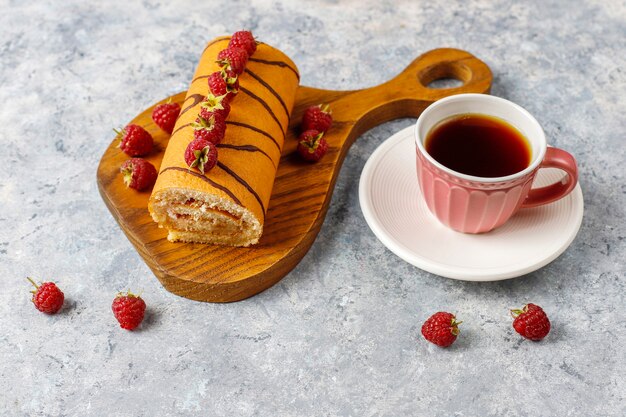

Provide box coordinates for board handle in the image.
[354,48,492,133]
[292,48,492,143]
[405,47,493,96]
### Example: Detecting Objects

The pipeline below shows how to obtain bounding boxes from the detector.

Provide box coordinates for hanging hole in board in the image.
[426,78,464,89]
[418,62,471,89]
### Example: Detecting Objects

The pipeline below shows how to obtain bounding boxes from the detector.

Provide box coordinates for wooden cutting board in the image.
[97,48,492,302]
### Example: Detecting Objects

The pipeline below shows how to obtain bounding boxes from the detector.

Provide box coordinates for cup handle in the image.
[521,147,578,208]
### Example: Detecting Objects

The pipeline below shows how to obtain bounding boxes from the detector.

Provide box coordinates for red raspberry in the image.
[228,30,257,57]
[302,104,333,133]
[217,47,248,75]
[199,93,231,119]
[112,291,146,330]
[208,70,239,101]
[421,312,461,347]
[120,158,158,191]
[297,130,328,162]
[223,69,240,100]
[208,71,228,96]
[184,138,218,174]
[28,277,64,314]
[151,101,180,134]
[511,303,551,341]
[116,124,153,156]
[191,113,226,145]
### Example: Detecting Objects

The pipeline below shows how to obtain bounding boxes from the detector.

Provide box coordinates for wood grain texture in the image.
[97,48,492,302]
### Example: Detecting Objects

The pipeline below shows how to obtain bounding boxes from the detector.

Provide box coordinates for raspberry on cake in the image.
[222,68,240,98]
[191,113,226,145]
[208,71,229,97]
[217,46,248,75]
[228,30,257,57]
[200,93,231,119]
[185,138,218,174]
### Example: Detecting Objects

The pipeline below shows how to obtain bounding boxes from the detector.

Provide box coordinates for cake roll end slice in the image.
[149,188,262,247]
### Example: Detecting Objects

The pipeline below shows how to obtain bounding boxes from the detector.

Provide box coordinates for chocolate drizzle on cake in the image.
[173,120,280,156]
[193,55,298,85]
[216,144,276,169]
[172,122,192,135]
[225,120,281,151]
[191,74,210,83]
[180,94,205,116]
[202,36,230,54]
[159,166,243,206]
[244,68,290,119]
[240,86,284,131]
[248,57,300,80]
[217,162,266,219]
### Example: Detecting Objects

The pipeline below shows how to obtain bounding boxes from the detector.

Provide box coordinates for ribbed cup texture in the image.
[416,151,536,233]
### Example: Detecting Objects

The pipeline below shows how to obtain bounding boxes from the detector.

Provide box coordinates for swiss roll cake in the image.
[149,36,300,246]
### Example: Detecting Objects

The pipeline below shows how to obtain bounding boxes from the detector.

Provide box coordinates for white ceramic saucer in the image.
[359,126,584,281]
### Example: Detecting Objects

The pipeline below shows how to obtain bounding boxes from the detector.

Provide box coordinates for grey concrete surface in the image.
[0,0,624,416]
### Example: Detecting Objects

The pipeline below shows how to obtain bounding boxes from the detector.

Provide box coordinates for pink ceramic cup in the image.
[415,94,578,234]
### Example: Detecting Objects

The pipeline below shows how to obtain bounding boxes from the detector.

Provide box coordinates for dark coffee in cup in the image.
[425,113,531,178]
